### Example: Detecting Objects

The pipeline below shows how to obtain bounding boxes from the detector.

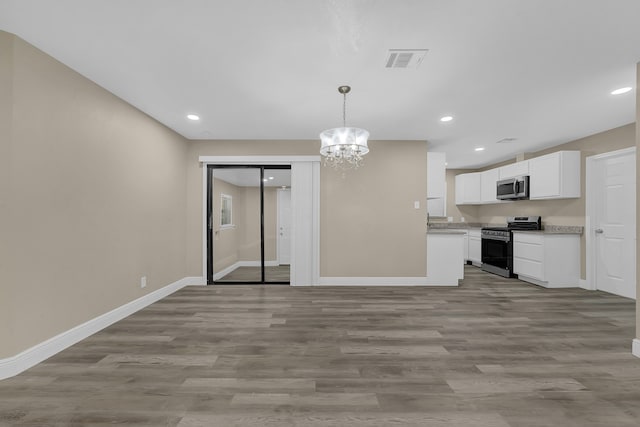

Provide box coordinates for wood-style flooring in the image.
[217,265,290,282]
[1,266,639,426]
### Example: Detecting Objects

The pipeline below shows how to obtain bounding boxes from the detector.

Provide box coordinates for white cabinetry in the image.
[499,161,529,179]
[529,151,580,200]
[427,152,446,198]
[480,168,500,203]
[467,229,482,266]
[427,152,446,216]
[512,232,580,288]
[426,232,464,286]
[455,172,481,205]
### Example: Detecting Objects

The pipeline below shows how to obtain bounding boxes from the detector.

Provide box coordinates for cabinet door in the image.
[455,172,482,204]
[499,161,529,179]
[463,233,469,261]
[529,154,561,199]
[480,169,500,203]
[427,152,446,199]
[468,230,481,263]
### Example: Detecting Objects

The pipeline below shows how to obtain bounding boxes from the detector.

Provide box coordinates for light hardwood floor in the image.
[1,266,639,426]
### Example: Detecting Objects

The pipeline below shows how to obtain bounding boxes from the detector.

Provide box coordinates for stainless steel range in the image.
[481,216,542,278]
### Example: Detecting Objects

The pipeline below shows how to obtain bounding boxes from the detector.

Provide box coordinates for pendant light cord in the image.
[343,92,347,128]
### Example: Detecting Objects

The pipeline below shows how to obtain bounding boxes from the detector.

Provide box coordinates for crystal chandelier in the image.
[319,85,369,170]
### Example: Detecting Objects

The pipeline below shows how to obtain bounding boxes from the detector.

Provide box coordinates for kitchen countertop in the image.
[426,229,468,235]
[428,223,583,235]
[511,226,583,235]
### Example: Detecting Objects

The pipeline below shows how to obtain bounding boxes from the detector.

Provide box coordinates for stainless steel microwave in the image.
[496,175,530,200]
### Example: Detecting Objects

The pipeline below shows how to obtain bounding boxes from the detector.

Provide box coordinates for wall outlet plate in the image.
[140,276,147,288]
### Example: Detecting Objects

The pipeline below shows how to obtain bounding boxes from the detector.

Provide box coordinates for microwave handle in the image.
[513,179,518,195]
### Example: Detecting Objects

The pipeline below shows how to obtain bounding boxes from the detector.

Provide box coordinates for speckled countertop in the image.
[428,222,583,235]
[426,229,468,234]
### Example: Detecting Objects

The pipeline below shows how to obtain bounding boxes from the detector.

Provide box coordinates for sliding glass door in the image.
[207,165,291,284]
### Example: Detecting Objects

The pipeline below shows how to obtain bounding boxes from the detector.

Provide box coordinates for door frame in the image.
[200,156,320,286]
[277,187,292,266]
[585,146,636,291]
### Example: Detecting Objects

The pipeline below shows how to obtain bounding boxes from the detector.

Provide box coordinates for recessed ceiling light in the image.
[262,178,268,182]
[268,176,274,180]
[611,87,632,95]
[475,147,485,152]
[187,114,200,121]
[440,116,453,122]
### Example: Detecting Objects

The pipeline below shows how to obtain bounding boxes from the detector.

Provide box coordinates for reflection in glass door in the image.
[207,165,291,284]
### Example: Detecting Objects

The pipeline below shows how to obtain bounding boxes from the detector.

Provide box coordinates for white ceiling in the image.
[1,0,639,168]
[214,168,291,188]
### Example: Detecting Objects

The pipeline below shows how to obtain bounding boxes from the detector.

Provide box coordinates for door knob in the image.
[595,228,604,234]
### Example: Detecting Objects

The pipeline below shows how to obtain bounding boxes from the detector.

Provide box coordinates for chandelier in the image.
[319,85,369,170]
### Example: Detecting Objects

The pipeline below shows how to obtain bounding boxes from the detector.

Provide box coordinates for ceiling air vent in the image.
[496,138,518,144]
[385,49,428,68]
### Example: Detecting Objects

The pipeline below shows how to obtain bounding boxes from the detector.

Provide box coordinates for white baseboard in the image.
[185,276,206,286]
[318,277,436,286]
[633,339,640,359]
[213,260,279,281]
[0,276,192,381]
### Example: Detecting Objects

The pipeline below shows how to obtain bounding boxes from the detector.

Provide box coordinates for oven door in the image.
[481,235,513,277]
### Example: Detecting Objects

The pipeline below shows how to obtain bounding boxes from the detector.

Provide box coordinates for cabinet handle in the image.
[595,228,604,234]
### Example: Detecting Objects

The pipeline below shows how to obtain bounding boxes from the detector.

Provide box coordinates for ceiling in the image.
[213,168,291,188]
[1,0,639,169]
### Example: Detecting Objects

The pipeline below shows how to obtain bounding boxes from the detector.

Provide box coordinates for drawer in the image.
[513,241,544,262]
[514,258,544,280]
[513,232,544,245]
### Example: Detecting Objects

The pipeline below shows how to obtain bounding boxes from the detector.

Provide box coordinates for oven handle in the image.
[481,234,511,242]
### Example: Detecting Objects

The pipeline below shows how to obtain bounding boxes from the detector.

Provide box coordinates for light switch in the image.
[414,201,420,209]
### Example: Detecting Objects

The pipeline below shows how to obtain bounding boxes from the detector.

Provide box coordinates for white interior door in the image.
[277,188,292,265]
[594,150,636,299]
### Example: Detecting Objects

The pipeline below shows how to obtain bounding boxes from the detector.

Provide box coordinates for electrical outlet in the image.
[414,201,420,209]
[140,276,147,289]
[460,217,465,222]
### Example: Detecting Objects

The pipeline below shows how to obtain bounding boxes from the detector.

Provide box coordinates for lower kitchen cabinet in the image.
[512,232,580,288]
[468,229,482,266]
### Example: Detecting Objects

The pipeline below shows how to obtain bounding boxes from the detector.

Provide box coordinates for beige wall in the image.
[0,32,188,358]
[320,141,427,276]
[187,140,428,278]
[0,32,14,355]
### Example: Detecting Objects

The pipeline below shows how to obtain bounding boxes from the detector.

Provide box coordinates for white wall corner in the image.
[184,276,206,286]
[579,278,589,290]
[633,339,640,359]
[0,276,192,381]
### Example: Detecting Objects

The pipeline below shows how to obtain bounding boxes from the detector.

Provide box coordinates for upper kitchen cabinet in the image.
[499,160,529,179]
[529,151,580,199]
[480,168,500,203]
[427,152,446,216]
[455,172,481,205]
[427,152,446,198]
